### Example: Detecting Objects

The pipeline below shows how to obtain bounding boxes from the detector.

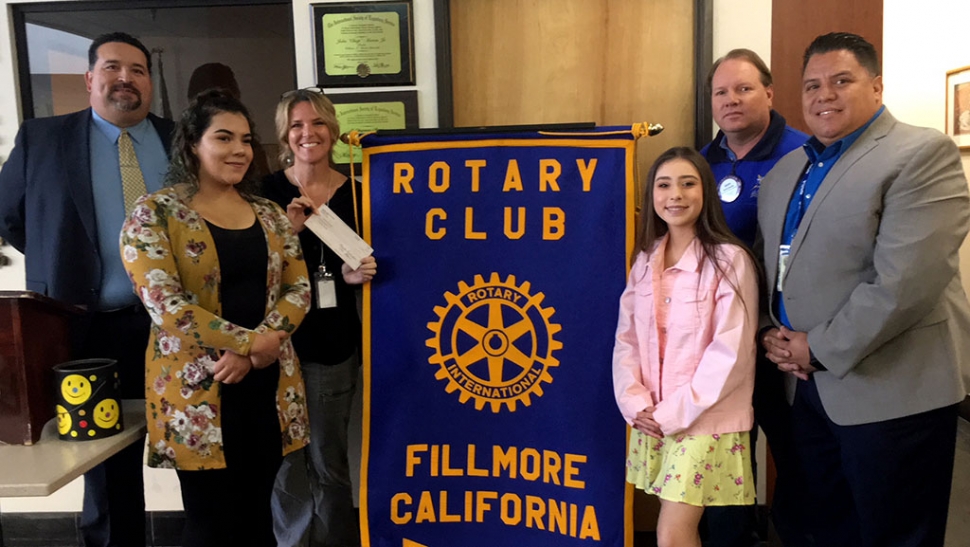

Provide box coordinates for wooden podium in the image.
[0,291,82,445]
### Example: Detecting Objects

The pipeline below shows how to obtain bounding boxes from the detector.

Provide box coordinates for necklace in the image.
[292,167,339,207]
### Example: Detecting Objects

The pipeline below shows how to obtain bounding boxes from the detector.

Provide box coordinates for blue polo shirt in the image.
[700,111,808,248]
[776,106,886,328]
[90,110,169,310]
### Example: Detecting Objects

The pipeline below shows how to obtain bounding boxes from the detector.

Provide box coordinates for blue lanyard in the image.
[782,165,814,246]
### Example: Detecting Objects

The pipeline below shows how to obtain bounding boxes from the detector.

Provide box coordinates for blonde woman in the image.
[263,88,376,547]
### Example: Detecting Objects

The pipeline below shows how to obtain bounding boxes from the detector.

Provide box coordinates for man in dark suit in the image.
[0,32,174,547]
[758,32,970,547]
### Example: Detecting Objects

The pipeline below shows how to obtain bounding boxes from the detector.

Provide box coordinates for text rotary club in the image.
[387,156,602,242]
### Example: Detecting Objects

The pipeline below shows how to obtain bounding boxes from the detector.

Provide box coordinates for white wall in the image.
[882,0,970,132]
[713,0,772,64]
[883,0,970,297]
[711,0,772,141]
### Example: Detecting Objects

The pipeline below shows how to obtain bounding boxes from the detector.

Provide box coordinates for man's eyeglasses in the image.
[280,86,325,100]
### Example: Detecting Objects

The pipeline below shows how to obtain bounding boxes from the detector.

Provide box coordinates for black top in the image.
[206,218,279,441]
[206,219,268,330]
[260,170,362,366]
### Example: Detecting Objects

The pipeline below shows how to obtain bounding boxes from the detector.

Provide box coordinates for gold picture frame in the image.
[945,65,970,150]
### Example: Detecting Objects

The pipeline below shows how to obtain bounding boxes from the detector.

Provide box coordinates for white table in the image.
[0,400,146,545]
[0,399,147,497]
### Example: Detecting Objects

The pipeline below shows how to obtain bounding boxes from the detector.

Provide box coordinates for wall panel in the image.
[603,0,694,190]
[451,0,695,194]
[451,0,607,127]
[771,0,882,134]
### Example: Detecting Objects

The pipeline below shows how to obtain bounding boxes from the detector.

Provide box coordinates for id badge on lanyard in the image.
[314,261,337,309]
[777,244,791,292]
[778,167,813,293]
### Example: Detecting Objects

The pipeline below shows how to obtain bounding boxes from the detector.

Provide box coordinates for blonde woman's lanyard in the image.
[297,172,339,310]
[314,241,337,309]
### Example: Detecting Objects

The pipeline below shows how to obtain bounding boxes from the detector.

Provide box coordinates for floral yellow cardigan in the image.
[120,186,312,470]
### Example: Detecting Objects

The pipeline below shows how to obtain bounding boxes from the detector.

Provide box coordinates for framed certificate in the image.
[329,90,419,166]
[312,1,415,87]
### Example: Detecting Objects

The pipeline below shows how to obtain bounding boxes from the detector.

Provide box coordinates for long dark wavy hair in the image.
[633,147,761,303]
[165,89,261,199]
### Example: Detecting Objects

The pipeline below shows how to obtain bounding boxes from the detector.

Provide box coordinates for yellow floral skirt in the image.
[626,429,755,507]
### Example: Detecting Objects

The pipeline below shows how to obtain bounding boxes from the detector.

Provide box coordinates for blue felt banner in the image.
[360,127,640,547]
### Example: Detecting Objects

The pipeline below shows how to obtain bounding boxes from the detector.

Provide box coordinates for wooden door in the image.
[450,0,696,201]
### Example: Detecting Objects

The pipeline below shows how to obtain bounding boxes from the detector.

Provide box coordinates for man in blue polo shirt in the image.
[701,49,807,248]
[700,49,811,547]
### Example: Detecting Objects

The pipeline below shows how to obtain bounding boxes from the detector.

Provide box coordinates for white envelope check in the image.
[303,204,373,270]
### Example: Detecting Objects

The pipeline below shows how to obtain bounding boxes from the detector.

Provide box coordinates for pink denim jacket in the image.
[612,236,757,436]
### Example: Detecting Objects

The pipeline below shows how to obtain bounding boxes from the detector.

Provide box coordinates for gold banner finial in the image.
[631,122,664,139]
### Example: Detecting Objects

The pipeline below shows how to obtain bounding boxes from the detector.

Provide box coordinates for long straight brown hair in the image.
[633,147,761,302]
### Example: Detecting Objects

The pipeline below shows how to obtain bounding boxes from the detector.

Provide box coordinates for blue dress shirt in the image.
[776,106,885,328]
[90,110,169,310]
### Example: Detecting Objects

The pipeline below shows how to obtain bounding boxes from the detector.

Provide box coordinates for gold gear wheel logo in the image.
[426,273,562,412]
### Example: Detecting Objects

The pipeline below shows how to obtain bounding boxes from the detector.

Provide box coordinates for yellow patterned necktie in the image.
[118,129,147,214]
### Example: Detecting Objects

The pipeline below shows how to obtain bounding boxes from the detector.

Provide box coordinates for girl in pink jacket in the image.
[612,147,759,546]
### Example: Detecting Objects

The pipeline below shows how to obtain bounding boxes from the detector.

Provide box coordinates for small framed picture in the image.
[945,65,970,149]
[312,1,415,88]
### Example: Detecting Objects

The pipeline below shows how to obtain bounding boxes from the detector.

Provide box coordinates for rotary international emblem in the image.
[426,273,562,412]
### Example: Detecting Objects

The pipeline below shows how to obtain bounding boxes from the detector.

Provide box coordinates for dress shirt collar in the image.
[90,108,153,144]
[717,134,737,162]
[803,105,885,162]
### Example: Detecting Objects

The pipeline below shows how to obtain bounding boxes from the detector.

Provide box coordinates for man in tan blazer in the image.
[758,32,970,547]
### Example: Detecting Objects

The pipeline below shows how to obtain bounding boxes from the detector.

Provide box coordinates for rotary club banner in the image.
[360,125,654,547]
